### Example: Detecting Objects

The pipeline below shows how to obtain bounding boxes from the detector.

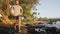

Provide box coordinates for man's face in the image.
[16,1,19,5]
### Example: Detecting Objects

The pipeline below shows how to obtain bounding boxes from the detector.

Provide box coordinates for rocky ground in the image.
[0,24,60,34]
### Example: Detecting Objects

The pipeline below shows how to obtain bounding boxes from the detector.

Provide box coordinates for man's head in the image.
[15,0,19,5]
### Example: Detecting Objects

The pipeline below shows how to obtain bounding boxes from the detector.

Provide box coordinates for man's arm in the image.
[10,6,14,15]
[20,7,23,15]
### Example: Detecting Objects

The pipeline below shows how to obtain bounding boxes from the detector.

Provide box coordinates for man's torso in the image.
[11,5,22,16]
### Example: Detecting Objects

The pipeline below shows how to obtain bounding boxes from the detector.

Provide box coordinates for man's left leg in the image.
[18,16,22,32]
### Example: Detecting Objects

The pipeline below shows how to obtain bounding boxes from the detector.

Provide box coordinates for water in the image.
[43,21,60,29]
[54,21,60,29]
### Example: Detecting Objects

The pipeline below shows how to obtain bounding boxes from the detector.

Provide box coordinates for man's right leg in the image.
[13,16,18,31]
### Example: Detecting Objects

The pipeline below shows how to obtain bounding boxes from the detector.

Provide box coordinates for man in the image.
[11,0,23,32]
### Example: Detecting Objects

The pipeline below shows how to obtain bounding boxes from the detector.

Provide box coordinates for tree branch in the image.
[0,9,13,24]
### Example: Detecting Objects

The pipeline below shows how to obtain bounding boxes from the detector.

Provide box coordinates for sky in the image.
[35,0,60,18]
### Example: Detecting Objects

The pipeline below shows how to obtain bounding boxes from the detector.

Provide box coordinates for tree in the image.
[0,0,39,24]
